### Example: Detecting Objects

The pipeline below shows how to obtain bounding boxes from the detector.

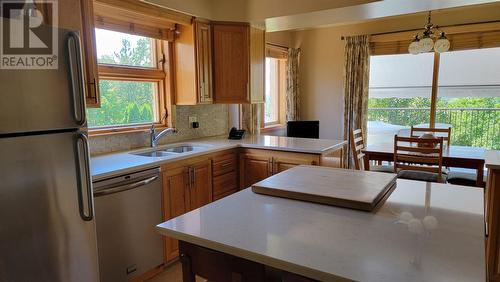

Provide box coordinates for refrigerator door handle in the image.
[67,32,87,126]
[75,133,94,221]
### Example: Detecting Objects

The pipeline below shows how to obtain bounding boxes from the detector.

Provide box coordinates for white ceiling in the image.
[146,0,500,31]
[265,0,500,32]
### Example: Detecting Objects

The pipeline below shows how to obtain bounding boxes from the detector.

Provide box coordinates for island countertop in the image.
[156,179,485,282]
[90,135,346,181]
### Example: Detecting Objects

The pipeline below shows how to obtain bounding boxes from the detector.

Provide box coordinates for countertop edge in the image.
[91,138,347,181]
[486,150,500,169]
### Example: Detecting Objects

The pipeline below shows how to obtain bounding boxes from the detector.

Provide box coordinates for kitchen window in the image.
[262,44,287,129]
[87,28,169,132]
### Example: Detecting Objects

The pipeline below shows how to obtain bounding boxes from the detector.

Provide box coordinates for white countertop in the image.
[486,150,500,169]
[156,179,485,282]
[90,135,346,181]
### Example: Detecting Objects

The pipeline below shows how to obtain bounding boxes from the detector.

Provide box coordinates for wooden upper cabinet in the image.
[195,21,213,104]
[213,23,249,103]
[174,20,213,105]
[57,0,100,107]
[212,23,264,104]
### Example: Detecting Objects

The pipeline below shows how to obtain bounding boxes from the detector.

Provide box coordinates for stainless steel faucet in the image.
[150,124,178,147]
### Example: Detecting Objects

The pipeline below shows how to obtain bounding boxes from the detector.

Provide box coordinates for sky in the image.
[94,28,153,65]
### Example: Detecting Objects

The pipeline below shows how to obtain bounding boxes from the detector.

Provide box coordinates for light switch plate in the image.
[189,116,198,123]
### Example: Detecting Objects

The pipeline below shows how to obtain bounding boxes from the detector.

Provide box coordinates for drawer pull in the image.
[220,162,232,167]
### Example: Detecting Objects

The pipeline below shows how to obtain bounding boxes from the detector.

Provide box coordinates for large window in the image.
[264,57,281,125]
[368,53,434,144]
[368,47,500,149]
[87,28,169,131]
[263,46,287,129]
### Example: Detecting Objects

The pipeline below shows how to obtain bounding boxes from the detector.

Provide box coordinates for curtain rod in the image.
[340,19,500,40]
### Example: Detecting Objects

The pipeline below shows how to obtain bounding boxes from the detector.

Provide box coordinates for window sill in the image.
[261,124,285,133]
[88,124,167,137]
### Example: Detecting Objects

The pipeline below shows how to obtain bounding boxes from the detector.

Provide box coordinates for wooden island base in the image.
[178,241,317,282]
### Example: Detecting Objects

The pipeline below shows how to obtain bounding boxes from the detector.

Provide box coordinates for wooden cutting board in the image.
[251,165,397,212]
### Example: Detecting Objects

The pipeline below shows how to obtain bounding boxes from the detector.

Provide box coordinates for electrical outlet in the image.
[188,116,198,123]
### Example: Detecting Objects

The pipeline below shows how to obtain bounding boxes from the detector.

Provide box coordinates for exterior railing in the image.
[368,108,500,149]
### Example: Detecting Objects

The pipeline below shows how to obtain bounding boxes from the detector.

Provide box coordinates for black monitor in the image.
[286,121,319,139]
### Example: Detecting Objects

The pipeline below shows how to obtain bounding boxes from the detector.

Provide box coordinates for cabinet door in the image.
[213,23,250,103]
[190,160,213,209]
[195,21,213,104]
[162,167,190,262]
[239,153,272,188]
[58,0,100,107]
[273,157,317,174]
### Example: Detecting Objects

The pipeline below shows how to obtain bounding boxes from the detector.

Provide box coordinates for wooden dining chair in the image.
[393,135,445,183]
[351,128,393,172]
[410,126,451,146]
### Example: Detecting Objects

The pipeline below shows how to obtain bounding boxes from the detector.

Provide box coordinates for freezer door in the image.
[0,131,99,282]
[0,27,87,134]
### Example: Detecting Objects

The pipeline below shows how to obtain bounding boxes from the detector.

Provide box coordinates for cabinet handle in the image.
[220,162,232,168]
[187,168,192,189]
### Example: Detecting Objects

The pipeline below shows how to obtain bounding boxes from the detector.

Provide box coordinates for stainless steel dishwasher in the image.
[93,167,164,282]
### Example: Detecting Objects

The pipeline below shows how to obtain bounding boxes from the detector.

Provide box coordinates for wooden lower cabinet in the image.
[190,159,213,208]
[487,166,500,281]
[239,149,322,188]
[212,150,239,201]
[161,158,212,262]
[239,152,272,188]
[162,166,190,262]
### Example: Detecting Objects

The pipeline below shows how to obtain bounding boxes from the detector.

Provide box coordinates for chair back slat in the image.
[395,145,441,154]
[411,126,451,145]
[393,135,444,182]
[350,128,366,170]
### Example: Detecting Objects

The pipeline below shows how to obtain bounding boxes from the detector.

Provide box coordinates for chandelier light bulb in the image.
[419,36,434,53]
[408,36,421,55]
[434,32,450,53]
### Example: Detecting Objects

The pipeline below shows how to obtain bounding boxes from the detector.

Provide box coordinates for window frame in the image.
[262,44,288,131]
[369,23,500,129]
[88,28,173,136]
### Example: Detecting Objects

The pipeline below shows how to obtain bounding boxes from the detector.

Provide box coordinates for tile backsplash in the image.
[88,104,229,155]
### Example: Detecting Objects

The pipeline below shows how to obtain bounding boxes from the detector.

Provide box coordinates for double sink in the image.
[132,144,212,158]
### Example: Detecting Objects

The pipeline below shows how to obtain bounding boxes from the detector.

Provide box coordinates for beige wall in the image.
[291,3,500,140]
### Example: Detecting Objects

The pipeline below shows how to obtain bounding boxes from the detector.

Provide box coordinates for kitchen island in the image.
[156,178,485,281]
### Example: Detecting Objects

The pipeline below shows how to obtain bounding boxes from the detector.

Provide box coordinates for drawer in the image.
[213,171,238,197]
[212,152,237,176]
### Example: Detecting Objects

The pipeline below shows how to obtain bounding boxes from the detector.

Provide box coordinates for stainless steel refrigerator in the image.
[0,29,100,281]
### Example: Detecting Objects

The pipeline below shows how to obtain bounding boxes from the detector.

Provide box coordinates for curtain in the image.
[343,35,370,169]
[286,48,301,121]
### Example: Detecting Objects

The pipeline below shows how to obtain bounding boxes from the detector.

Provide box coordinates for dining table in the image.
[363,143,487,187]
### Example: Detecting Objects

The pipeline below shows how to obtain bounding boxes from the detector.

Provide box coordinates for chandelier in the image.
[408,11,450,55]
